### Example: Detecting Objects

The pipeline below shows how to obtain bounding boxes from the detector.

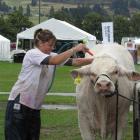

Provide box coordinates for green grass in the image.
[0,94,76,105]
[41,110,81,140]
[0,105,81,140]
[50,66,76,93]
[0,104,133,140]
[0,61,76,92]
[0,62,21,91]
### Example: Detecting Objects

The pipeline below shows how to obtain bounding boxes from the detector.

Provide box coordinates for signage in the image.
[102,22,114,44]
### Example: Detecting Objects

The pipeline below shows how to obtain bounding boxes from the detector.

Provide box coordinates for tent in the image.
[134,38,140,45]
[0,35,11,61]
[16,18,96,50]
[134,38,140,64]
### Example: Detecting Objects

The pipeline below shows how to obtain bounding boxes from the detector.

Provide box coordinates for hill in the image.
[3,0,77,24]
[2,0,140,25]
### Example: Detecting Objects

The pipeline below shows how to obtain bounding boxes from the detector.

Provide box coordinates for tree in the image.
[82,12,104,40]
[69,4,91,27]
[130,13,140,36]
[26,4,31,16]
[113,15,131,43]
[13,6,16,12]
[31,0,37,6]
[49,7,74,24]
[92,4,108,16]
[112,0,129,16]
[6,11,33,41]
[0,15,16,41]
[129,0,137,8]
[18,5,23,15]
[49,6,55,17]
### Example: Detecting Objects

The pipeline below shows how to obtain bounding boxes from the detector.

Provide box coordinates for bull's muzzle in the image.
[94,74,115,96]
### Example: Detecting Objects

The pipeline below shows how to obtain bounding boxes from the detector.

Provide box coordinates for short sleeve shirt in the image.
[8,48,57,109]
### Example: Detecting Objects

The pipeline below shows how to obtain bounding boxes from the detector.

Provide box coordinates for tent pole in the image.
[16,37,19,50]
[39,0,40,23]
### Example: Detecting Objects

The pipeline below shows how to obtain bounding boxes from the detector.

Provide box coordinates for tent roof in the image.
[0,35,10,42]
[134,39,140,44]
[17,18,96,41]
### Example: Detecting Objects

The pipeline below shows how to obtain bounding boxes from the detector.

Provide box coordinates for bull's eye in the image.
[111,70,118,75]
[91,73,97,77]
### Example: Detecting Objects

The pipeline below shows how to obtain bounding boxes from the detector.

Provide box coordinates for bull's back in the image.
[87,43,135,70]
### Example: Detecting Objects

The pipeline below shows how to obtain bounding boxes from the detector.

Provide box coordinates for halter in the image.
[91,74,119,98]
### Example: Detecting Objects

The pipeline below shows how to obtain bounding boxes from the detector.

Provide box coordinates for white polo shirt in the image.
[8,48,58,109]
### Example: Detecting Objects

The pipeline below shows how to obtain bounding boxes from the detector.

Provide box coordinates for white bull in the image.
[71,43,140,140]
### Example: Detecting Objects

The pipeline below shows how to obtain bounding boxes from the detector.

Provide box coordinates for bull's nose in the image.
[96,81,111,92]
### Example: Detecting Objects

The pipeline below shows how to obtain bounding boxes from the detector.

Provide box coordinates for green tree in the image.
[0,16,15,41]
[26,4,31,16]
[82,12,103,40]
[50,7,74,24]
[113,15,131,43]
[49,6,55,17]
[18,5,23,15]
[93,4,108,16]
[130,12,140,36]
[6,11,33,41]
[13,6,16,11]
[31,0,37,6]
[112,0,129,16]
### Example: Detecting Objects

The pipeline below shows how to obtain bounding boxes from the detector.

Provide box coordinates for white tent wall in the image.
[16,18,96,50]
[134,39,140,64]
[0,35,11,61]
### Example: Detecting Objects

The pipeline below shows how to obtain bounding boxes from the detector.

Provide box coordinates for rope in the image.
[115,82,119,140]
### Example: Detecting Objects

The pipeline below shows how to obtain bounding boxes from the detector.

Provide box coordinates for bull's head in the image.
[71,55,140,97]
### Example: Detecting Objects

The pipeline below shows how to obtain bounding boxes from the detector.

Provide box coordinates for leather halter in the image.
[91,74,118,98]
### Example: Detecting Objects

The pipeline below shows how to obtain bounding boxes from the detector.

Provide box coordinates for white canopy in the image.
[134,39,140,45]
[16,18,96,49]
[0,35,11,61]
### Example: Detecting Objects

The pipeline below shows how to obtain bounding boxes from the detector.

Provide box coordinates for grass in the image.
[0,106,81,140]
[0,61,139,139]
[0,103,133,140]
[41,110,81,140]
[0,94,76,105]
[0,61,76,92]
[0,62,21,91]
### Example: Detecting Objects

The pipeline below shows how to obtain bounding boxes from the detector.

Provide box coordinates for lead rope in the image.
[133,82,140,140]
[133,82,138,140]
[47,65,56,92]
[115,81,119,140]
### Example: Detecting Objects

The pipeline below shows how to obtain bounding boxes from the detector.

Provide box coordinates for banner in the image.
[101,22,114,44]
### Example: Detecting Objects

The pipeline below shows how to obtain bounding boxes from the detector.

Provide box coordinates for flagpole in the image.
[39,0,40,23]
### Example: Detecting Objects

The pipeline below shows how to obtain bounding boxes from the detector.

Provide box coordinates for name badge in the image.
[13,103,21,110]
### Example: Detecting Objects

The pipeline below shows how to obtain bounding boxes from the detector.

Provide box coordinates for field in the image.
[0,61,76,92]
[0,61,139,139]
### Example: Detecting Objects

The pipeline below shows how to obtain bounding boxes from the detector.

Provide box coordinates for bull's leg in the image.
[111,125,123,140]
[111,112,128,140]
[78,112,96,140]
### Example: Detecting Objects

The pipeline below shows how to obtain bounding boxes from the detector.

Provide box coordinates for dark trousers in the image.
[5,99,41,140]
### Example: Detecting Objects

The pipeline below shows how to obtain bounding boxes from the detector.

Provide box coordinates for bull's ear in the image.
[127,71,140,81]
[118,65,140,81]
[71,66,90,79]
